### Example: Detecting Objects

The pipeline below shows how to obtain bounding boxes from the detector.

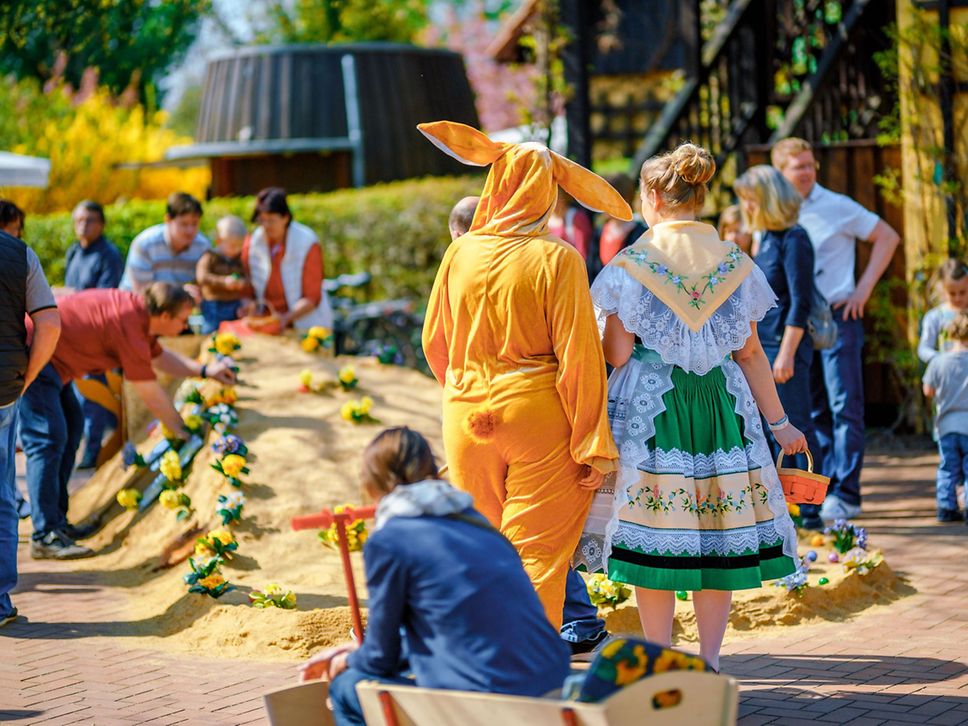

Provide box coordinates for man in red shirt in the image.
[19,283,235,559]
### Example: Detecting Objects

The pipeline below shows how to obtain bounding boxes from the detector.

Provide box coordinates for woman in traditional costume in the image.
[579,143,806,671]
[419,121,632,628]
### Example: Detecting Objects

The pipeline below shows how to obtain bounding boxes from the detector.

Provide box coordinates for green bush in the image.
[25,175,483,301]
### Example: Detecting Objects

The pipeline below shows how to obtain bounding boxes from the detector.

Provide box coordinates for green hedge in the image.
[25,175,483,301]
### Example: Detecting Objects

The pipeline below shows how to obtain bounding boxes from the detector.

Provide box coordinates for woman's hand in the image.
[328,652,351,680]
[772,351,795,384]
[773,424,807,456]
[299,642,358,682]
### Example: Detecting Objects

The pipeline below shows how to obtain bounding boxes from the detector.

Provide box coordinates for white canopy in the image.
[0,151,51,188]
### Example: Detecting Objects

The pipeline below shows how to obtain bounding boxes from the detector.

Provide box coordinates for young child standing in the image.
[195,215,250,334]
[918,258,968,363]
[923,312,968,523]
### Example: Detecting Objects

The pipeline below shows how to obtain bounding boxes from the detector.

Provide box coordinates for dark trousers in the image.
[200,299,241,335]
[810,315,865,505]
[329,667,413,726]
[18,364,84,539]
[763,338,822,519]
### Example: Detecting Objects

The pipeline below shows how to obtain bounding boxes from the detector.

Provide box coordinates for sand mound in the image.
[63,332,441,661]
[604,555,912,644]
[56,332,911,662]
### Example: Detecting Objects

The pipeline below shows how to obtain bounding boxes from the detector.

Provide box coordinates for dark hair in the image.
[252,187,292,223]
[939,257,968,284]
[166,192,203,219]
[73,199,105,223]
[0,199,25,228]
[448,196,479,237]
[143,282,194,316]
[361,427,438,498]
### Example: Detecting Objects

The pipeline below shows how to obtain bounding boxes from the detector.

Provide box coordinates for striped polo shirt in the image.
[119,223,210,290]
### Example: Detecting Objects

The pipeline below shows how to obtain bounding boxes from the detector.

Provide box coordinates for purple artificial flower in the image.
[856,527,868,550]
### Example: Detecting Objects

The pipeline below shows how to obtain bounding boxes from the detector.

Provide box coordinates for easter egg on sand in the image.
[828,552,839,563]
[675,591,689,601]
[805,550,818,562]
[810,534,825,547]
[818,577,829,585]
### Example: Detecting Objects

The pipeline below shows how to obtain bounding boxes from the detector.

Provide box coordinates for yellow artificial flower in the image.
[308,326,331,340]
[264,583,283,596]
[338,365,357,384]
[359,396,374,414]
[160,450,182,482]
[183,414,204,432]
[194,541,215,557]
[198,573,225,590]
[160,490,182,509]
[301,336,320,352]
[214,332,241,356]
[299,369,314,388]
[218,387,238,405]
[340,401,356,422]
[116,488,141,510]
[221,454,247,478]
[787,502,801,517]
[209,529,234,546]
[160,423,175,440]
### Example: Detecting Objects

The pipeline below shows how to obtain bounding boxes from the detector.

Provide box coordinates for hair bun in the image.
[671,143,715,186]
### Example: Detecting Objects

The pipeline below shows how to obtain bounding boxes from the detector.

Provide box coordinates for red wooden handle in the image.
[290,504,377,531]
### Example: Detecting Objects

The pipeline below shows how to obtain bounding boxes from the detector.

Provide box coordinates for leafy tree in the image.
[257,0,428,44]
[0,0,210,103]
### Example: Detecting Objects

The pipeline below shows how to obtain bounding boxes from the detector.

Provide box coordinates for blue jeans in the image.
[763,338,823,519]
[937,433,968,511]
[329,667,414,726]
[0,403,19,618]
[77,373,117,466]
[560,569,606,644]
[811,314,865,506]
[200,299,241,335]
[18,363,85,540]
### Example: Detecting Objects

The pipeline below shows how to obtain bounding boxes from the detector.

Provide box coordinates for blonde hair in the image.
[733,165,802,232]
[946,312,968,343]
[216,215,247,242]
[639,142,715,213]
[717,205,743,238]
[770,137,813,170]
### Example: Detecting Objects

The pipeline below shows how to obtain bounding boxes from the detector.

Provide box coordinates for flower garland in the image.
[215,491,245,525]
[210,331,242,357]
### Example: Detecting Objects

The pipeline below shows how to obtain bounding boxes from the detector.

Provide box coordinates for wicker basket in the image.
[776,450,829,505]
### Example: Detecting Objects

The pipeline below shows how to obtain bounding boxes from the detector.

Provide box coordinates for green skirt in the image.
[605,357,796,591]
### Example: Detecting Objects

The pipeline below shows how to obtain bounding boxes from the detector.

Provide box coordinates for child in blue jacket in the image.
[299,427,571,725]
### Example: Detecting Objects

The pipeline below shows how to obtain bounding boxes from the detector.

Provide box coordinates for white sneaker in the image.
[820,495,862,522]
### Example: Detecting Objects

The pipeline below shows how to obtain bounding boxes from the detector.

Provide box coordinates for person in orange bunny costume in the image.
[419,121,632,628]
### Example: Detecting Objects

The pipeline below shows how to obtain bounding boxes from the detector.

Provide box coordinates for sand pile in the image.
[61,332,442,661]
[604,536,912,644]
[51,332,910,662]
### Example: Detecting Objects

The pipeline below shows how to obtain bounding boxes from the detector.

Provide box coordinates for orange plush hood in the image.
[418,121,632,237]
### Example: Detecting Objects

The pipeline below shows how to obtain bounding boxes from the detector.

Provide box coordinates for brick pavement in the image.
[2,450,966,725]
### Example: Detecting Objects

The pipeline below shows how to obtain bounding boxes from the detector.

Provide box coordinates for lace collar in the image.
[611,221,753,331]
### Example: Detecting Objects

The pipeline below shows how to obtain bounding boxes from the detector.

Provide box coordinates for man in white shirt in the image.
[772,137,900,522]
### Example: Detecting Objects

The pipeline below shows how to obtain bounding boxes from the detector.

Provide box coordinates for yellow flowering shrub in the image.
[0,78,208,214]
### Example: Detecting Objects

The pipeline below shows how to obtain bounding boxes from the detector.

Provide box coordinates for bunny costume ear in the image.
[418,120,633,233]
[550,152,632,221]
[417,121,506,167]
